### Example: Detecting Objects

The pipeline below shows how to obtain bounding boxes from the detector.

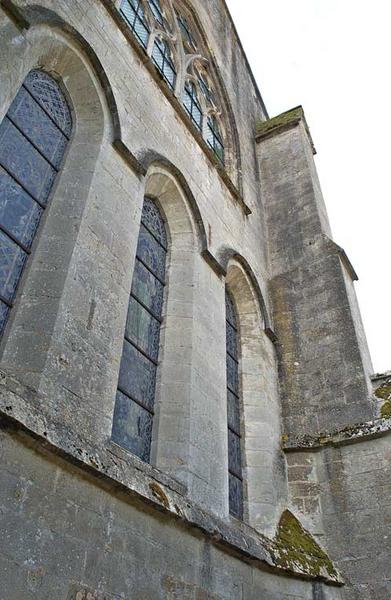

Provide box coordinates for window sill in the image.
[0,370,341,587]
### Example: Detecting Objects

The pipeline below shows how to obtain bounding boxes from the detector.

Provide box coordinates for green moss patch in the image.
[375,379,391,419]
[270,511,339,581]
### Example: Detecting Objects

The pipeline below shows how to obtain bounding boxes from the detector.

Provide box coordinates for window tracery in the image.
[112,197,167,463]
[0,70,72,336]
[119,0,228,167]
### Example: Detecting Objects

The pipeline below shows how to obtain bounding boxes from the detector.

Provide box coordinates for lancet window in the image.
[226,289,244,519]
[112,197,167,463]
[119,0,227,166]
[0,70,72,336]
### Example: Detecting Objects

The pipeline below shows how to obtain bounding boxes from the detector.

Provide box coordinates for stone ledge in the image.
[282,416,391,451]
[255,106,316,155]
[0,372,341,586]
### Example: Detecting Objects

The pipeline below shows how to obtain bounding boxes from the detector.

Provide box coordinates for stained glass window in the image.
[176,12,197,50]
[0,70,72,336]
[183,81,202,130]
[112,197,167,463]
[152,37,176,90]
[226,289,243,519]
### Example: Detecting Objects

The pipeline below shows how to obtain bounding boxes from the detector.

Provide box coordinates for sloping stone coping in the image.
[0,371,341,586]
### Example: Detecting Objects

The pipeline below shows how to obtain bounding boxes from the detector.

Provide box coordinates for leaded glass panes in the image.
[225,289,243,519]
[112,198,167,463]
[183,81,202,131]
[112,390,153,462]
[152,38,176,90]
[207,115,225,165]
[121,0,149,48]
[176,12,197,50]
[0,69,72,336]
[148,0,164,25]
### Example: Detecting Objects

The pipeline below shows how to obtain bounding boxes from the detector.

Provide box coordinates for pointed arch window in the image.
[226,289,243,519]
[118,2,228,167]
[0,69,72,336]
[112,197,167,463]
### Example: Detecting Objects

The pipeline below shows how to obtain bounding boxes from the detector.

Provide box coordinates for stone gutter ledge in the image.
[283,416,391,451]
[255,106,317,155]
[0,372,342,586]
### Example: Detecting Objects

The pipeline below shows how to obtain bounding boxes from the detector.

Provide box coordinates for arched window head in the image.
[119,1,241,175]
[183,80,202,130]
[152,37,177,90]
[225,289,244,519]
[0,69,72,336]
[112,197,167,463]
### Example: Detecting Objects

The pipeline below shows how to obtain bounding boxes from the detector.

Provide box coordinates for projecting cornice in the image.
[255,106,317,155]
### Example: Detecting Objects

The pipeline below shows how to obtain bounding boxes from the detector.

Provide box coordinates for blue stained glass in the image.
[0,119,56,205]
[142,197,167,247]
[0,69,71,336]
[118,339,157,411]
[183,81,202,131]
[112,390,153,462]
[229,474,243,519]
[23,70,72,137]
[125,296,161,361]
[148,0,164,24]
[136,224,166,280]
[0,167,42,248]
[132,259,164,318]
[8,88,68,169]
[0,301,10,335]
[0,230,27,303]
[113,197,167,463]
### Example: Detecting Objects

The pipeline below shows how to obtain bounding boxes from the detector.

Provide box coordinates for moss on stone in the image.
[270,510,339,581]
[256,106,303,138]
[375,379,391,419]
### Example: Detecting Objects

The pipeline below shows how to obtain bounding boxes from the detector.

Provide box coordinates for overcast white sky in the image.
[226,0,390,374]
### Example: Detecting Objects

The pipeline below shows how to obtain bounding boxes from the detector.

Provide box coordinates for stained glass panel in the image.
[183,81,202,131]
[227,389,240,435]
[229,474,243,520]
[0,230,27,303]
[23,70,72,137]
[226,321,238,361]
[0,167,42,248]
[0,69,72,336]
[113,198,167,463]
[228,429,242,478]
[8,88,68,169]
[118,339,157,411]
[125,296,160,361]
[142,197,167,247]
[132,259,164,318]
[0,301,10,335]
[112,390,153,462]
[227,353,239,395]
[0,119,56,204]
[136,224,166,280]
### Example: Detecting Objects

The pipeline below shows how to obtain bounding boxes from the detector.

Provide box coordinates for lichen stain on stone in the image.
[149,481,170,509]
[375,378,391,419]
[270,510,338,581]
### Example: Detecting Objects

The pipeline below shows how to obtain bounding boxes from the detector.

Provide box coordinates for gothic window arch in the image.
[225,288,244,519]
[0,69,72,336]
[119,0,240,174]
[112,197,167,463]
